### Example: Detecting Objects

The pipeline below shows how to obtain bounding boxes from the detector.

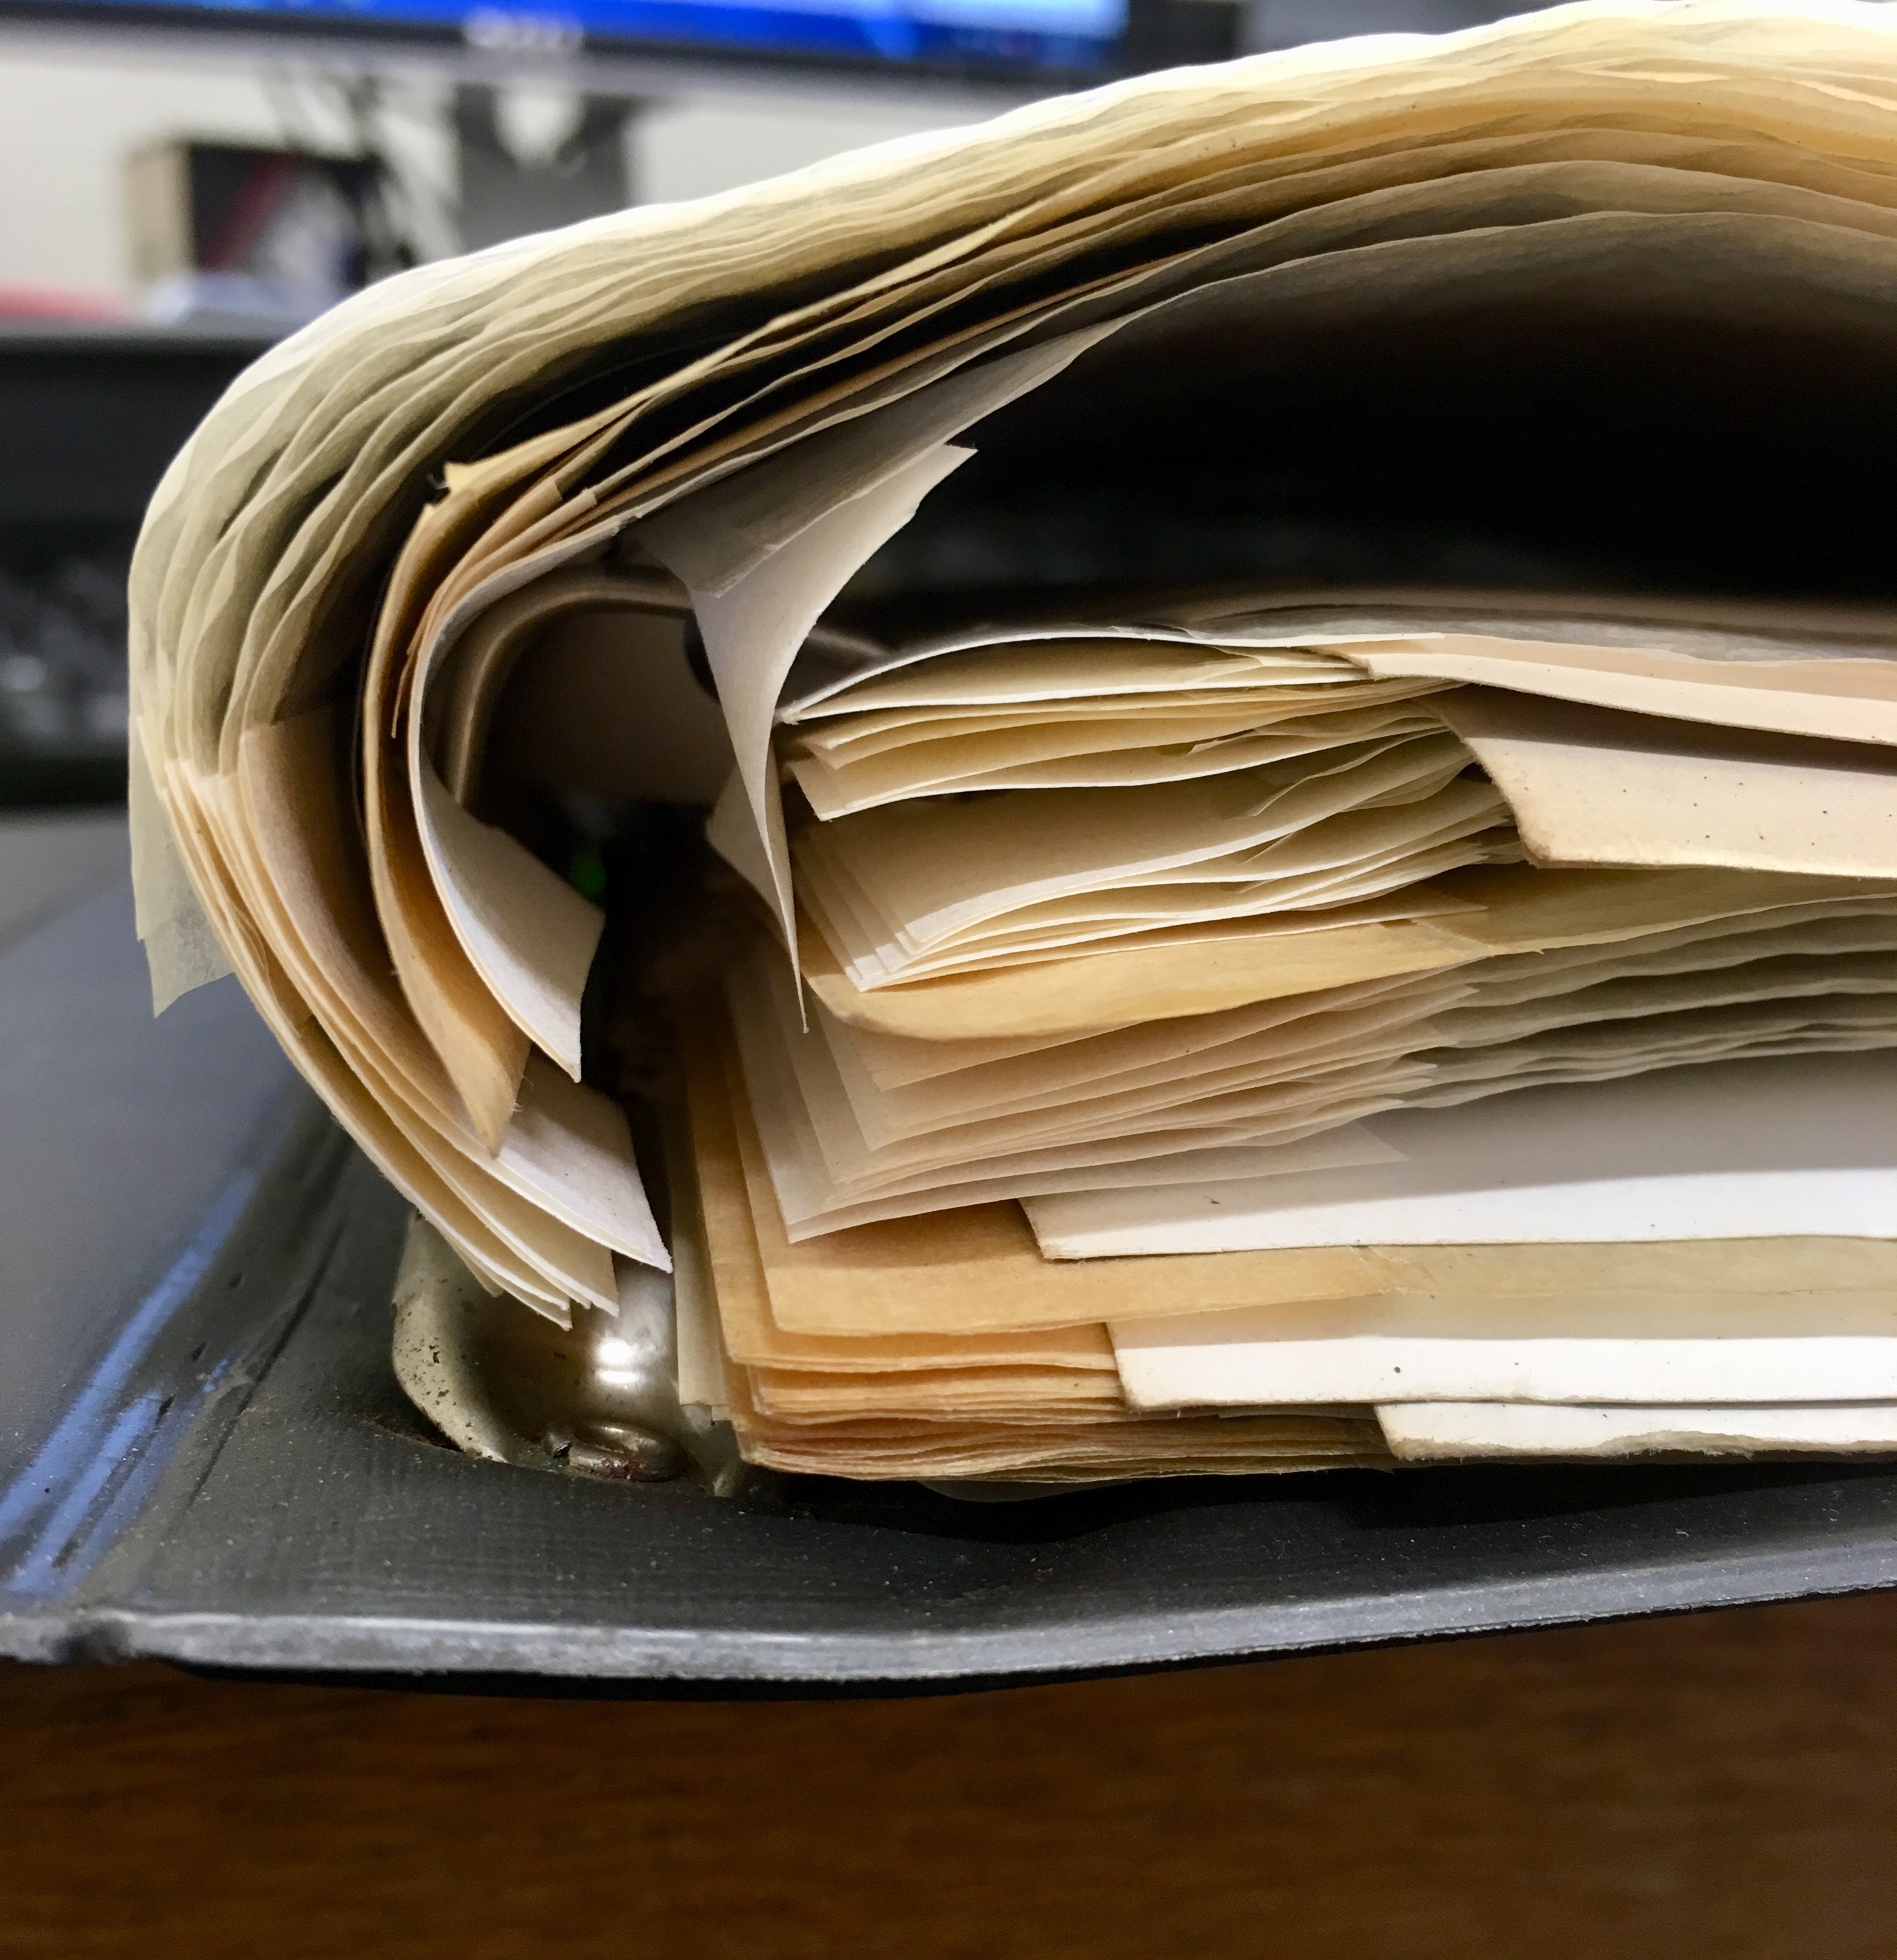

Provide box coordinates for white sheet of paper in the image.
[1110,1291,1897,1410]
[1377,1400,1897,1458]
[1027,1050,1897,1255]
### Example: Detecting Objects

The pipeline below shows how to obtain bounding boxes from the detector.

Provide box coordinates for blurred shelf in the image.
[0,321,280,807]
[0,325,273,526]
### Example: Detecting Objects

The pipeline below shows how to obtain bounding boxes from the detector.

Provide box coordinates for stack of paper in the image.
[126,1,1897,1483]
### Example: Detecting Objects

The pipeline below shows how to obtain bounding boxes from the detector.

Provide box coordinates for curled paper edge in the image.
[129,728,234,1013]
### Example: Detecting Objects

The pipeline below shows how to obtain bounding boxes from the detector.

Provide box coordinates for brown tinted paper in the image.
[122,1,1897,1402]
[802,865,1894,1040]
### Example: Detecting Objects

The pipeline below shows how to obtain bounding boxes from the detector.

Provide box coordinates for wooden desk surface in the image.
[3,1590,1893,1959]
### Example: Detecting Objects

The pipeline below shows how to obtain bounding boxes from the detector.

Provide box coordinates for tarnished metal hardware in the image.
[391,1215,743,1495]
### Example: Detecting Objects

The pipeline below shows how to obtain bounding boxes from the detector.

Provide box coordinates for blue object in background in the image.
[46,0,1127,76]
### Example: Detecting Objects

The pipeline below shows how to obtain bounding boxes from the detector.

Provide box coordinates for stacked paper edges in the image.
[126,1,1897,1483]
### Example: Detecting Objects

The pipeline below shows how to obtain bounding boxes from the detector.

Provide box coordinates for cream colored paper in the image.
[661,447,972,937]
[803,866,1897,1040]
[1436,688,1897,876]
[1343,634,1897,745]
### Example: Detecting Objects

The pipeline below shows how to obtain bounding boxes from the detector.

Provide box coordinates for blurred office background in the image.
[0,0,1515,808]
